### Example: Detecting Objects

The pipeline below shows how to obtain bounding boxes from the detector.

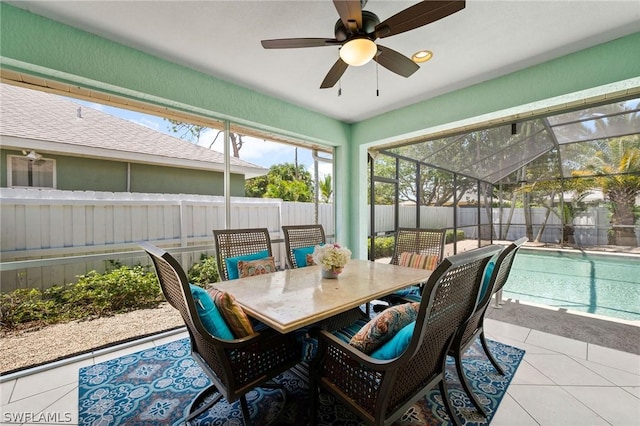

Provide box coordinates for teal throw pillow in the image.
[292,245,316,268]
[225,250,269,280]
[371,321,415,360]
[189,284,234,340]
[479,260,496,301]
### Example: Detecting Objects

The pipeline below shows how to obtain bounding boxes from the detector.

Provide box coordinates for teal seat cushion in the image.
[392,285,422,303]
[292,245,316,268]
[295,327,319,362]
[479,260,496,300]
[331,318,371,344]
[371,321,415,360]
[225,250,270,280]
[189,284,234,340]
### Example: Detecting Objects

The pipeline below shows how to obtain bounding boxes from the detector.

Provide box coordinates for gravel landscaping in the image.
[0,303,183,374]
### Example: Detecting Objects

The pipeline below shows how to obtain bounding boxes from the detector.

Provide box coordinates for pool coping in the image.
[520,244,640,259]
[498,297,640,328]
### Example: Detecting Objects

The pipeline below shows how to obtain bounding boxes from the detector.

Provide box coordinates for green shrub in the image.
[61,265,162,318]
[188,254,220,286]
[445,230,465,244]
[0,264,162,331]
[369,236,395,259]
[0,288,58,328]
[367,231,465,259]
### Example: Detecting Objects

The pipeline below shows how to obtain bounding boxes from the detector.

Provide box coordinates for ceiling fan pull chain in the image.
[376,61,380,97]
[338,79,342,97]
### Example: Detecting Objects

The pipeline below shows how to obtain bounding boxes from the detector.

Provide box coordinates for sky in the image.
[73,99,333,178]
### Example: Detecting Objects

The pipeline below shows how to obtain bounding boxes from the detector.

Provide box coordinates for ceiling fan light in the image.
[412,50,433,63]
[340,38,377,66]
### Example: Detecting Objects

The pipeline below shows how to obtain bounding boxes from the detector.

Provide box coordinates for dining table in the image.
[212,259,432,333]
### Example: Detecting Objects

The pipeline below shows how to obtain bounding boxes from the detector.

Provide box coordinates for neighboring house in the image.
[0,83,267,196]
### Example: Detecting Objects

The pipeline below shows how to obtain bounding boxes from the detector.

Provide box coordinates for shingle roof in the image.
[0,83,266,176]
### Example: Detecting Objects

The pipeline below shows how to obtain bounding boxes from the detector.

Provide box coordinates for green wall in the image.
[1,149,247,196]
[55,156,127,191]
[131,163,245,196]
[1,3,639,257]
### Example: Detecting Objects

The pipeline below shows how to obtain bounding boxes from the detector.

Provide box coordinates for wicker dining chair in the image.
[374,227,447,310]
[446,237,527,417]
[213,228,273,281]
[310,244,502,426]
[389,227,446,266]
[140,242,300,425]
[282,224,326,269]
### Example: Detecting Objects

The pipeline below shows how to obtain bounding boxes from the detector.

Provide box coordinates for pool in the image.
[504,248,640,321]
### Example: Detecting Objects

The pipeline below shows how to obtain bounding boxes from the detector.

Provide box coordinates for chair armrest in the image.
[313,328,398,371]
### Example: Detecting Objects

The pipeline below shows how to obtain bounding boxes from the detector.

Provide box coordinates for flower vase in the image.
[321,267,342,279]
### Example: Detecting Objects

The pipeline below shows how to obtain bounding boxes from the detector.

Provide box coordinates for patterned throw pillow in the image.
[349,303,419,354]
[399,252,439,271]
[237,256,276,278]
[305,254,315,266]
[224,250,270,280]
[209,289,255,338]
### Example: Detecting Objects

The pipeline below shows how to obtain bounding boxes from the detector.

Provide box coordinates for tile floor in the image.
[1,319,639,426]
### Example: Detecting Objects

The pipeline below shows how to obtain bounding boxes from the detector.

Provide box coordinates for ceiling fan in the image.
[261,0,466,89]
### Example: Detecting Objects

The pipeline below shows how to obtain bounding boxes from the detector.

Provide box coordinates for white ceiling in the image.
[9,1,640,123]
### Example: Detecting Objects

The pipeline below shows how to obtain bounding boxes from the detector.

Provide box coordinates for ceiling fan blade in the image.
[320,58,349,89]
[333,0,362,31]
[375,0,465,38]
[374,45,419,78]
[261,38,340,49]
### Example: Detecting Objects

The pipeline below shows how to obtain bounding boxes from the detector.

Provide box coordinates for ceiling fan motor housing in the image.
[334,10,380,41]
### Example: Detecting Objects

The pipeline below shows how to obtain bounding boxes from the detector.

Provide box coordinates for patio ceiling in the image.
[385,98,640,183]
[7,1,640,124]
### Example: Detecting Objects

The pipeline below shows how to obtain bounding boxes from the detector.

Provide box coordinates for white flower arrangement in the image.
[312,243,352,272]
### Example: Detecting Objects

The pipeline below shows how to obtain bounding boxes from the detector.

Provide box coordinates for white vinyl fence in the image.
[0,189,335,291]
[1,189,635,291]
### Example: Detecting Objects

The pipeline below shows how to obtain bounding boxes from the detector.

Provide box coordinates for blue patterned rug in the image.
[79,336,524,425]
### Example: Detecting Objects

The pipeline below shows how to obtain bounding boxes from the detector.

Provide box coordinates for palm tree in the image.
[583,136,640,245]
[319,175,333,203]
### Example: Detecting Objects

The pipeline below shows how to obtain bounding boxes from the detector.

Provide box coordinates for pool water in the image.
[504,249,640,321]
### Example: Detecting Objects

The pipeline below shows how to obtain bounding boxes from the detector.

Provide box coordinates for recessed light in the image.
[412,50,433,63]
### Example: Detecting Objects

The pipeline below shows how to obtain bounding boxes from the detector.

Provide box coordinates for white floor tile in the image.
[524,354,613,386]
[564,385,640,426]
[0,380,16,406]
[40,385,78,425]
[92,341,154,364]
[508,384,609,425]
[526,330,587,359]
[588,344,640,375]
[10,360,87,402]
[490,393,538,426]
[0,383,76,425]
[485,333,556,355]
[153,330,188,347]
[622,386,640,399]
[510,359,556,385]
[572,356,640,387]
[484,318,531,342]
